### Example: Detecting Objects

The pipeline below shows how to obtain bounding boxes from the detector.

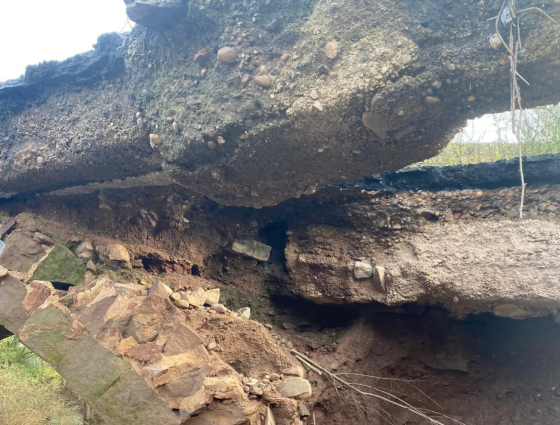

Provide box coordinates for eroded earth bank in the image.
[1,154,560,424]
[1,0,560,424]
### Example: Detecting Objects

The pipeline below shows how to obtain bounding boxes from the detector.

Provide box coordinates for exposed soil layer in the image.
[1,157,559,424]
[304,307,560,425]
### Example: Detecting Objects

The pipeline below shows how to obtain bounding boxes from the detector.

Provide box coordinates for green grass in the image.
[424,140,560,166]
[0,336,85,425]
[424,104,560,166]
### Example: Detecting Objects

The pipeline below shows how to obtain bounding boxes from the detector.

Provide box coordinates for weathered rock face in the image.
[1,1,559,206]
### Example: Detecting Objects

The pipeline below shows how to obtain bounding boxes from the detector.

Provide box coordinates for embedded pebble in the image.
[217,47,239,64]
[36,156,45,164]
[172,122,179,133]
[281,53,290,62]
[424,96,441,105]
[489,33,502,50]
[207,341,217,351]
[325,41,340,59]
[362,111,389,138]
[255,75,272,88]
[373,266,386,292]
[149,134,162,148]
[217,136,226,145]
[242,73,252,88]
[354,261,373,279]
[208,141,217,149]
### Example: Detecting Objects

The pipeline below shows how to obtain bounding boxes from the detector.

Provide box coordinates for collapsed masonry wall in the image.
[1,0,560,206]
[0,235,308,424]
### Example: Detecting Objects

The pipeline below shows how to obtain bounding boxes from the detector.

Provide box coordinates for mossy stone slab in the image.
[18,304,76,366]
[56,336,130,403]
[34,244,86,286]
[94,370,181,425]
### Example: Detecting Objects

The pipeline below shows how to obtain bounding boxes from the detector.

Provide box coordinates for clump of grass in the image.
[0,337,85,425]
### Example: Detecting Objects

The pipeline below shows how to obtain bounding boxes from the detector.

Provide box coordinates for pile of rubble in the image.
[0,218,312,424]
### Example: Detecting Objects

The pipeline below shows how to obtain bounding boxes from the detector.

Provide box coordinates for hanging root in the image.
[491,0,560,218]
[291,350,466,425]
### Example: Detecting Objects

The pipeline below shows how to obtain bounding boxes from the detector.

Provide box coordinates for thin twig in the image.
[494,1,515,57]
[515,71,530,86]
[313,412,316,425]
[294,353,323,376]
[516,7,559,24]
[336,372,420,382]
[293,353,325,376]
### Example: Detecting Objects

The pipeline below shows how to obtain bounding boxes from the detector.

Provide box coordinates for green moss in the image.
[34,244,86,286]
[319,335,339,346]
[19,305,76,366]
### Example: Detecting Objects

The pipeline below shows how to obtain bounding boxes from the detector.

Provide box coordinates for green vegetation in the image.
[34,244,86,286]
[0,336,85,425]
[424,104,560,165]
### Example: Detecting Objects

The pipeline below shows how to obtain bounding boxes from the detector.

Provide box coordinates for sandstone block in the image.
[164,323,203,356]
[275,377,312,399]
[231,240,271,261]
[204,288,220,306]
